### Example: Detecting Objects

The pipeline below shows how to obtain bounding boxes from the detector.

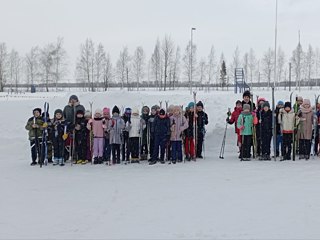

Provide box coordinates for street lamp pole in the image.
[273,0,278,89]
[190,27,196,94]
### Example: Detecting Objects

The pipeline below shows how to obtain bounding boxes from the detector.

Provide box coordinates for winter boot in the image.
[93,157,99,164]
[30,161,37,166]
[149,160,157,165]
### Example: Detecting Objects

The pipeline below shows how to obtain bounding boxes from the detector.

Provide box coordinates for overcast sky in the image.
[0,0,319,78]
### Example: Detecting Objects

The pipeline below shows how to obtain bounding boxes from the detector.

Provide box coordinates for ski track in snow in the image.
[1,90,320,239]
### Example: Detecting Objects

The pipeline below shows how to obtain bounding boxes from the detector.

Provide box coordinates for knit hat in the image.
[196,101,204,108]
[84,110,92,118]
[125,107,132,115]
[132,108,139,115]
[142,106,150,114]
[151,105,159,111]
[297,96,303,102]
[76,109,85,115]
[33,108,42,115]
[258,97,266,104]
[262,101,270,108]
[54,109,63,116]
[284,102,291,109]
[69,95,79,102]
[112,106,120,114]
[303,99,311,106]
[243,90,251,98]
[188,102,195,109]
[243,104,250,111]
[94,108,102,115]
[103,107,110,114]
[159,109,166,116]
[277,100,284,106]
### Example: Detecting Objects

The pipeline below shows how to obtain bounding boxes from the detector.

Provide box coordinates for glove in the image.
[62,133,68,140]
[227,111,231,117]
[43,122,48,128]
[226,117,230,123]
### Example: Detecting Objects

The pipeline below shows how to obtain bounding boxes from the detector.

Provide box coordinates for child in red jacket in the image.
[226,100,242,154]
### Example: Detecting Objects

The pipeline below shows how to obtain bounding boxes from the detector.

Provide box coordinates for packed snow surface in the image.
[1,89,320,239]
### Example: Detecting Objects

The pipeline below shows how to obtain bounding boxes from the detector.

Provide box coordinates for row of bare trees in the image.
[1,36,320,92]
[0,38,68,92]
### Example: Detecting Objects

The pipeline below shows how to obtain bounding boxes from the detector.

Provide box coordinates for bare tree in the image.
[305,44,314,89]
[183,40,197,92]
[116,47,130,90]
[262,48,274,89]
[0,43,8,92]
[171,46,180,90]
[150,39,161,89]
[277,47,286,88]
[52,37,68,91]
[39,43,56,92]
[103,54,113,91]
[229,46,241,82]
[198,58,206,90]
[248,48,257,88]
[291,42,304,90]
[161,36,174,91]
[132,46,145,91]
[315,48,320,86]
[25,46,40,89]
[206,46,216,90]
[9,50,22,92]
[242,52,249,85]
[76,39,95,91]
[95,43,106,90]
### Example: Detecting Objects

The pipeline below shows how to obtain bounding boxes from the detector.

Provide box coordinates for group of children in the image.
[227,90,318,161]
[25,95,209,166]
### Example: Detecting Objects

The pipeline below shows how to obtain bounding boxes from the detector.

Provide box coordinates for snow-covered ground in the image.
[1,89,320,239]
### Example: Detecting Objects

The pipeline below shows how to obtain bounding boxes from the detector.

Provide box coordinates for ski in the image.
[40,102,49,168]
[193,91,197,161]
[89,102,93,165]
[292,95,298,161]
[219,108,230,159]
[272,87,276,161]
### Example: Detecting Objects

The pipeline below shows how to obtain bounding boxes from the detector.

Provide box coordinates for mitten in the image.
[62,133,68,140]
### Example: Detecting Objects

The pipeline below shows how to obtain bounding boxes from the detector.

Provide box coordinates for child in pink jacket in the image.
[87,108,106,164]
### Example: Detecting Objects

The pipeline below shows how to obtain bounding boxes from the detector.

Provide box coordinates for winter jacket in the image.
[298,106,314,140]
[75,117,87,141]
[63,102,85,124]
[153,115,171,138]
[227,107,242,134]
[121,114,130,139]
[52,119,67,141]
[278,109,297,134]
[260,109,273,136]
[87,117,105,138]
[170,114,189,141]
[108,114,125,144]
[237,112,254,136]
[241,100,256,112]
[25,116,44,141]
[275,107,282,135]
[103,118,111,139]
[184,111,195,137]
[197,111,208,132]
[127,115,145,138]
[148,114,156,138]
[141,113,149,144]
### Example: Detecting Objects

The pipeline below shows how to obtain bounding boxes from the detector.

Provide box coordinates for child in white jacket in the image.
[126,109,146,163]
